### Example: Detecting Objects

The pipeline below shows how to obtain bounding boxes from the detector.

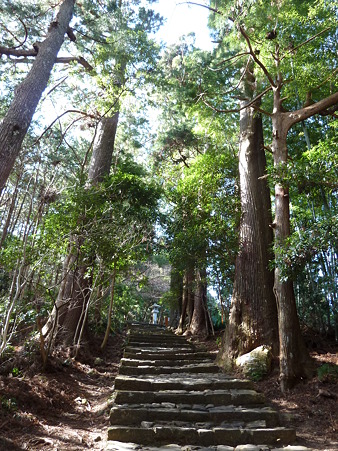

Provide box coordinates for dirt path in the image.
[0,335,124,450]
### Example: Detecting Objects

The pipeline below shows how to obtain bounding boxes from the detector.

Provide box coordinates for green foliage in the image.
[215,336,222,349]
[245,362,269,382]
[0,396,17,412]
[317,363,338,383]
[11,367,22,377]
[41,159,161,266]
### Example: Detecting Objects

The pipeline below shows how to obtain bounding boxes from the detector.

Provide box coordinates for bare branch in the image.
[239,26,276,88]
[177,1,223,15]
[210,52,251,70]
[281,26,332,60]
[312,68,338,91]
[43,75,69,98]
[285,91,338,129]
[222,57,252,96]
[200,85,272,115]
[56,56,93,71]
[2,50,94,71]
[67,27,76,42]
[0,16,28,49]
[33,110,100,145]
[0,45,37,57]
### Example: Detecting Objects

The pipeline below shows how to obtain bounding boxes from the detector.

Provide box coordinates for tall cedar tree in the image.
[0,0,75,193]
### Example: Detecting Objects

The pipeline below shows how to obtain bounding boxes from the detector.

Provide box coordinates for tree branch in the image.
[0,45,37,57]
[281,26,332,60]
[285,91,338,129]
[34,110,100,145]
[239,26,276,88]
[200,86,272,115]
[177,1,223,15]
[1,48,94,71]
[0,16,28,49]
[56,56,93,71]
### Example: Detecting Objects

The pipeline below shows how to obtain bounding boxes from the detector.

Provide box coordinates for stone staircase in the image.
[107,323,309,451]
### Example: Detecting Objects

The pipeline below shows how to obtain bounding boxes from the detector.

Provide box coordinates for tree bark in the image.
[189,266,211,336]
[0,0,75,193]
[271,88,338,390]
[218,67,278,368]
[88,115,119,184]
[177,266,194,334]
[271,89,312,390]
[43,115,119,348]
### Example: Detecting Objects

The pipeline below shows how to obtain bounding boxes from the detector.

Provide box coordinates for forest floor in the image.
[0,328,337,451]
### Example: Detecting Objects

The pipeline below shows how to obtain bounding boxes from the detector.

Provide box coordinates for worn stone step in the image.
[113,388,266,406]
[126,341,194,349]
[120,358,214,368]
[110,405,280,427]
[114,374,254,392]
[123,350,214,360]
[127,333,188,342]
[108,323,302,450]
[125,345,196,354]
[107,425,296,446]
[119,362,220,376]
[106,441,311,450]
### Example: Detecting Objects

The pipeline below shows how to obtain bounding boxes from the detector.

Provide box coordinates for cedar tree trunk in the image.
[177,266,194,334]
[271,88,338,390]
[0,0,75,193]
[189,266,211,336]
[43,114,119,347]
[218,67,278,368]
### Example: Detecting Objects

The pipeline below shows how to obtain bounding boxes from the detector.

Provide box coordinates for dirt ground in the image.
[0,333,125,451]
[0,330,337,451]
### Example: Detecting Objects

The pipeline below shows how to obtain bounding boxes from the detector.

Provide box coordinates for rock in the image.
[235,345,272,380]
[94,357,103,365]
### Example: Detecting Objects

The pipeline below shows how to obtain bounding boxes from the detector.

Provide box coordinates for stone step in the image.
[120,357,214,367]
[110,405,280,427]
[107,324,307,450]
[123,350,214,360]
[126,341,194,348]
[127,333,188,342]
[107,425,296,446]
[106,442,311,450]
[113,388,266,406]
[114,374,255,392]
[119,362,220,376]
[125,346,196,354]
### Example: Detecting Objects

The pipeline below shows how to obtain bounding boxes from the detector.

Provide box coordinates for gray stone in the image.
[235,346,272,380]
[272,447,312,451]
[234,446,265,451]
[141,421,154,428]
[107,324,298,449]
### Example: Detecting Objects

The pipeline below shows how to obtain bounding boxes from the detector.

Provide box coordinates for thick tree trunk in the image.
[218,68,278,368]
[43,115,119,348]
[272,90,313,390]
[177,266,194,334]
[88,114,120,183]
[189,267,211,336]
[0,0,75,193]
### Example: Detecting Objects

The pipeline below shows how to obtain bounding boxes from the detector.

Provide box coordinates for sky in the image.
[151,0,214,51]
